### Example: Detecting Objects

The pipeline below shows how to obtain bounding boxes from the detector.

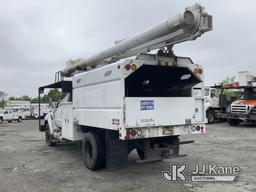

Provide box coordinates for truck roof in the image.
[39,81,72,93]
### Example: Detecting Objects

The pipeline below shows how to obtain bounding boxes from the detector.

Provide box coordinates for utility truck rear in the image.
[38,4,212,170]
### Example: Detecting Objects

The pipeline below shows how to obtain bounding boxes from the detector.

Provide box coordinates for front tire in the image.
[207,110,215,124]
[136,147,145,160]
[82,132,105,170]
[45,123,56,146]
[228,119,240,126]
[17,117,22,123]
[0,117,3,124]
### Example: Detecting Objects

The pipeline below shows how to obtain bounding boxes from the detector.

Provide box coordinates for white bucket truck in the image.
[38,4,212,170]
[0,107,24,123]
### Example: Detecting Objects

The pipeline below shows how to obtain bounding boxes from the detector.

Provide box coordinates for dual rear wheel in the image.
[82,132,105,170]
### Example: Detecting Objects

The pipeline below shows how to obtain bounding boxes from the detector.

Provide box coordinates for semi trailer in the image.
[38,4,212,170]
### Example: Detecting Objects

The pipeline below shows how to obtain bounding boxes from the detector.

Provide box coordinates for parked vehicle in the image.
[31,103,51,119]
[228,71,256,126]
[0,107,24,123]
[39,4,212,170]
[204,85,239,123]
[6,100,32,119]
[204,71,256,125]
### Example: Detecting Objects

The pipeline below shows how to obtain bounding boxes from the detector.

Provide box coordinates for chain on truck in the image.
[38,4,212,170]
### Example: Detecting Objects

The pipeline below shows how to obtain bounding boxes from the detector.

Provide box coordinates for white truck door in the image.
[210,88,219,107]
[53,104,62,128]
[12,108,19,120]
[6,110,13,120]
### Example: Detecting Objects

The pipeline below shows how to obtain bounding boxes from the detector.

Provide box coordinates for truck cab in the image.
[204,86,222,123]
[204,87,220,107]
[204,85,240,124]
[229,87,256,125]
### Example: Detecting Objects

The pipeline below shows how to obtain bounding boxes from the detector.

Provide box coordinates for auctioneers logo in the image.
[162,163,240,182]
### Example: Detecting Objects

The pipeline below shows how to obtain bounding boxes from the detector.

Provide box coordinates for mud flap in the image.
[105,130,128,169]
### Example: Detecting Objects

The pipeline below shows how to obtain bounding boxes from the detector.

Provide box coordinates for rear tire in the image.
[228,119,240,126]
[17,117,22,123]
[136,147,145,160]
[0,117,3,124]
[45,123,56,146]
[82,132,105,170]
[207,110,215,124]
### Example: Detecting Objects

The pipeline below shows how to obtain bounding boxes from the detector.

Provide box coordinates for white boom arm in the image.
[63,3,212,76]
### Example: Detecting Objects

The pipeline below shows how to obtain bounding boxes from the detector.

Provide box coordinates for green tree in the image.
[47,89,61,102]
[20,95,31,101]
[8,95,31,101]
[9,96,15,100]
[220,76,237,99]
[0,91,7,108]
[220,76,235,84]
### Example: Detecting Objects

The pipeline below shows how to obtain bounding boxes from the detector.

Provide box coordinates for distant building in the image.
[6,100,31,107]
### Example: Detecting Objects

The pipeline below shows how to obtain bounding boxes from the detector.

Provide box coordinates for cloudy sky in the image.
[0,0,255,97]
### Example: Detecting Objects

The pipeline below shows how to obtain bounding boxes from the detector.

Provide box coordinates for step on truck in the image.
[38,4,212,170]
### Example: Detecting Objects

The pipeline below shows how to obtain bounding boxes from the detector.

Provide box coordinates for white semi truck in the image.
[39,4,212,170]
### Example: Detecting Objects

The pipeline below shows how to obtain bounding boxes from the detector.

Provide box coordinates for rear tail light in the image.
[194,67,203,75]
[131,64,137,71]
[125,64,131,71]
[131,129,136,137]
[126,129,143,138]
[137,129,142,136]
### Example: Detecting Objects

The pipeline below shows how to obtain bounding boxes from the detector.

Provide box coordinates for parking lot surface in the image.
[0,120,255,192]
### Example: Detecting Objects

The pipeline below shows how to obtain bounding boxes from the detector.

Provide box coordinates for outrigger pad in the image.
[105,130,128,169]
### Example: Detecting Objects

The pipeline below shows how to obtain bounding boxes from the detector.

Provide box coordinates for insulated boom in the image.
[63,3,212,76]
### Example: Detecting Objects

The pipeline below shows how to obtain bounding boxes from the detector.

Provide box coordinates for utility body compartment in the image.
[71,56,206,140]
